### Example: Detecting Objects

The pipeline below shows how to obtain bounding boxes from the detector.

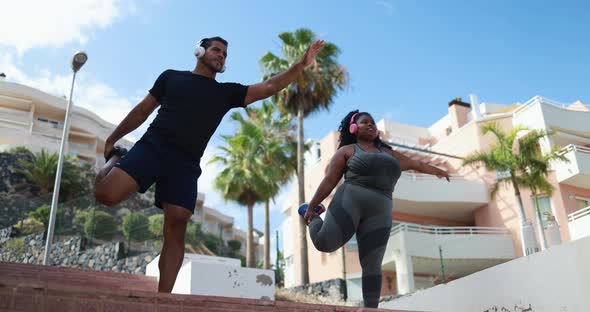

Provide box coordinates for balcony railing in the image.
[514,95,568,115]
[558,144,590,156]
[568,206,590,241]
[348,223,511,251]
[399,172,466,182]
[568,206,590,222]
[390,223,511,236]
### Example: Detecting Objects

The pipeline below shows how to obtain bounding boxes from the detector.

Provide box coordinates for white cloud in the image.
[0,0,132,54]
[0,53,143,140]
[376,0,395,15]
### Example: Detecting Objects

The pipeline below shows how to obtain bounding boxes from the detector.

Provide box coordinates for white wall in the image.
[381,235,590,312]
[399,231,515,260]
[394,174,488,204]
[146,253,275,300]
[569,213,590,241]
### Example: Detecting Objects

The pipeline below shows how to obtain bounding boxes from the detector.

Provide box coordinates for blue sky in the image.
[2,0,589,264]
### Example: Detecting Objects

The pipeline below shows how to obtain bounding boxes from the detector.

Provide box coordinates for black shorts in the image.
[115,130,201,213]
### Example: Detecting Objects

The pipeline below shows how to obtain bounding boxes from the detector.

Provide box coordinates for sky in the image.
[2,0,589,264]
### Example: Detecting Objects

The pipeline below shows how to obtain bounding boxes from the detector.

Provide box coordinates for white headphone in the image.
[194,39,225,73]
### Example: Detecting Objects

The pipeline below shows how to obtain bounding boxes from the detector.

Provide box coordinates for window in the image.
[532,196,553,228]
[37,117,63,129]
[575,197,590,210]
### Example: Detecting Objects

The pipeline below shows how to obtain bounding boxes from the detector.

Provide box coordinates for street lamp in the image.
[43,51,87,265]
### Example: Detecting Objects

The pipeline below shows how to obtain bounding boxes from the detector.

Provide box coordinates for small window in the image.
[532,196,553,228]
[576,197,590,210]
[445,127,452,136]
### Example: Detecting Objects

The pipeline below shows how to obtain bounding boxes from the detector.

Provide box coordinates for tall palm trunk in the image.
[532,192,548,250]
[510,172,527,223]
[510,172,538,255]
[297,106,309,285]
[264,199,270,269]
[247,202,255,267]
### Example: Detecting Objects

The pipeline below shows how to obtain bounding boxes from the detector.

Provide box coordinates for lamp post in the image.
[43,51,87,265]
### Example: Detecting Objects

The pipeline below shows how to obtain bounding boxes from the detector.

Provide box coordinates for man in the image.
[94,36,324,292]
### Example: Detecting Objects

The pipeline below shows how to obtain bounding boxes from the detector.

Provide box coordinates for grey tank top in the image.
[344,144,402,198]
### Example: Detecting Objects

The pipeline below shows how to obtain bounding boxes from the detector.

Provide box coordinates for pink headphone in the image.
[349,112,381,137]
[349,113,359,134]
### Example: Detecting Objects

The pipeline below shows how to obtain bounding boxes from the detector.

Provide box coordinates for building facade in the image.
[282,95,590,302]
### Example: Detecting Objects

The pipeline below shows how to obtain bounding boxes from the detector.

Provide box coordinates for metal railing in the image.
[390,223,511,236]
[559,144,590,156]
[513,95,570,116]
[399,171,467,181]
[568,206,590,222]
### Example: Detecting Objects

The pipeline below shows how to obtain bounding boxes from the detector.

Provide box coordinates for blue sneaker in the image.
[298,203,326,218]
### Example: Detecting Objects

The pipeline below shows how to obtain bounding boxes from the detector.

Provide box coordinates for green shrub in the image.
[84,211,117,240]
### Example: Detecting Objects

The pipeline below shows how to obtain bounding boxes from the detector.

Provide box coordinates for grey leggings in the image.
[309,182,393,308]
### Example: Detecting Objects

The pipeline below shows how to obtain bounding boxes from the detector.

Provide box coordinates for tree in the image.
[463,123,565,254]
[13,149,87,201]
[28,204,64,235]
[84,211,117,241]
[9,146,32,155]
[185,222,204,246]
[260,28,349,283]
[512,129,567,250]
[209,126,268,267]
[148,214,164,239]
[123,212,151,243]
[235,101,298,269]
[73,209,88,233]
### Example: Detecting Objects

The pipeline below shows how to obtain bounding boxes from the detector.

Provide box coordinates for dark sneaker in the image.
[298,203,326,219]
[106,146,128,162]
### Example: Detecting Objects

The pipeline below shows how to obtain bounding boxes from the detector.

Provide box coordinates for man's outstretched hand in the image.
[301,40,325,68]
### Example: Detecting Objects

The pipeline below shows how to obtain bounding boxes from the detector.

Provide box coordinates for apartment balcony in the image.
[512,96,590,138]
[68,141,97,159]
[203,206,234,226]
[568,206,590,241]
[393,173,489,222]
[555,145,590,189]
[0,106,32,130]
[31,119,63,138]
[381,223,515,277]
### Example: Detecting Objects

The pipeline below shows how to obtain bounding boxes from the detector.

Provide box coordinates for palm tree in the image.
[13,149,78,196]
[513,129,567,250]
[209,123,268,267]
[241,101,298,269]
[462,124,535,255]
[463,124,567,254]
[260,28,349,284]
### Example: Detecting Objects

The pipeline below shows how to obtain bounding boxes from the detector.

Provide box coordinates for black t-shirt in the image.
[147,69,248,160]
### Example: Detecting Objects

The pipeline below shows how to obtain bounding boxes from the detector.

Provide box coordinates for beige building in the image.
[0,78,133,166]
[282,95,590,302]
[192,192,264,263]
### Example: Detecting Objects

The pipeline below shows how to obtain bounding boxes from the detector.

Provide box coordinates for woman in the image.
[301,110,450,308]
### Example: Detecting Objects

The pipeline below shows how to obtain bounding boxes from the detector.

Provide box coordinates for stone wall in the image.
[0,152,37,196]
[0,226,15,245]
[287,278,347,302]
[0,231,158,274]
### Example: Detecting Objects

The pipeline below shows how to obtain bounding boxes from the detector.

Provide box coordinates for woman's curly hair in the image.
[337,110,391,150]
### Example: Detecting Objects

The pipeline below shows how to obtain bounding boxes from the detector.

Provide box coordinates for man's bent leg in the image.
[158,203,192,292]
[94,163,139,207]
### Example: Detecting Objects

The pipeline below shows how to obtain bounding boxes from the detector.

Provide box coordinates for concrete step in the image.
[0,261,158,293]
[0,262,423,311]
